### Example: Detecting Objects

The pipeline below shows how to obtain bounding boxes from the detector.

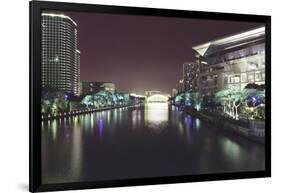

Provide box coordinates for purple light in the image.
[184,116,193,127]
[99,118,104,138]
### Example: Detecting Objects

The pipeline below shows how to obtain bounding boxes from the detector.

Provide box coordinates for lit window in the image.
[248,72,254,82]
[241,73,247,82]
[261,72,265,80]
[255,71,262,81]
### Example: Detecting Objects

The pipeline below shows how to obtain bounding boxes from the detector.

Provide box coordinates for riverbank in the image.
[42,103,143,120]
[179,106,265,144]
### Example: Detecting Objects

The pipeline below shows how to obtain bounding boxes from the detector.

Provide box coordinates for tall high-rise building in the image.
[41,13,81,95]
[183,62,199,92]
[75,50,81,95]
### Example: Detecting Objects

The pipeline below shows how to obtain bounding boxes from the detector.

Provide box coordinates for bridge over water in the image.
[146,94,170,103]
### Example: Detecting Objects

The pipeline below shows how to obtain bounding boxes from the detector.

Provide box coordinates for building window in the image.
[261,71,265,80]
[241,73,247,83]
[248,72,254,82]
[255,71,262,81]
[230,75,240,83]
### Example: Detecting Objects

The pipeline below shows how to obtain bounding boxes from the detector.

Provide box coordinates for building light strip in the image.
[42,13,77,26]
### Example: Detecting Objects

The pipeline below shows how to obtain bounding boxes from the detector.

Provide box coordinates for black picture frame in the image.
[30,1,271,192]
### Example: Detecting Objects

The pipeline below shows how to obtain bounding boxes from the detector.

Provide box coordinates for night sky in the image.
[64,11,261,94]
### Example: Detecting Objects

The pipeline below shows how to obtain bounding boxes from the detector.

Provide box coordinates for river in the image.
[42,103,265,184]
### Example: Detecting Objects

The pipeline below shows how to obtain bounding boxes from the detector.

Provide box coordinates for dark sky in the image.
[64,11,262,94]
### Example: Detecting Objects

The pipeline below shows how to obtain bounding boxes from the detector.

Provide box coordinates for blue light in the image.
[64,94,68,100]
[251,96,257,102]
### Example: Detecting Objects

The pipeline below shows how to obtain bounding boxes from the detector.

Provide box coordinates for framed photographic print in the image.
[30,0,271,192]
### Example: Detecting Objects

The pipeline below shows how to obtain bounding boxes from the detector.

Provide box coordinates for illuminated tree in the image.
[124,94,129,104]
[242,89,265,120]
[94,91,113,107]
[229,89,244,119]
[215,88,265,120]
[116,92,125,105]
[215,88,232,115]
[189,92,203,111]
[50,98,68,114]
[174,92,185,106]
[41,100,51,115]
[184,92,191,106]
[81,95,94,108]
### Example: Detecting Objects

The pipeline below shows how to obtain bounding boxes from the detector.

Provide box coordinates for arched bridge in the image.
[147,94,169,103]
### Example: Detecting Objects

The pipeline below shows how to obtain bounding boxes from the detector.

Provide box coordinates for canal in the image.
[42,103,265,184]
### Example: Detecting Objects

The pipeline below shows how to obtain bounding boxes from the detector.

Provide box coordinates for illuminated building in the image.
[102,82,116,93]
[193,26,265,95]
[183,62,199,92]
[171,88,178,97]
[82,81,116,94]
[41,13,81,95]
[176,79,184,93]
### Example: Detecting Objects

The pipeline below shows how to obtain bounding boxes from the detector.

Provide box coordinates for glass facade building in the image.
[193,26,265,95]
[41,13,81,95]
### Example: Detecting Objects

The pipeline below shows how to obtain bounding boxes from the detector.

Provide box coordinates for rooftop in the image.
[192,26,265,57]
[42,13,77,26]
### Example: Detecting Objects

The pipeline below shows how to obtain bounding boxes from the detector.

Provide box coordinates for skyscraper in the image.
[177,79,184,93]
[41,13,81,95]
[183,62,199,92]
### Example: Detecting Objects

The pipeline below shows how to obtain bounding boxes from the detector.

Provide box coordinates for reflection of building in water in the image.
[193,26,265,95]
[145,103,168,133]
[71,117,83,181]
[132,109,142,130]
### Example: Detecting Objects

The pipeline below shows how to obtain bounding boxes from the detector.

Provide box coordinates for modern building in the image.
[82,81,116,95]
[171,88,178,97]
[78,81,82,96]
[102,82,116,93]
[183,62,199,92]
[192,26,265,95]
[41,13,81,95]
[176,79,184,93]
[75,50,81,95]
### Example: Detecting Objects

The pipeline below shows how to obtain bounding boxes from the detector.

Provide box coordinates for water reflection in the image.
[132,108,141,130]
[99,116,104,139]
[71,118,82,181]
[145,102,168,133]
[220,137,241,161]
[42,103,265,184]
[51,120,57,142]
[195,118,201,130]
